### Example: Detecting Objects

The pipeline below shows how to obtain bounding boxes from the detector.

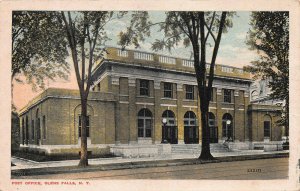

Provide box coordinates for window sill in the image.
[161,97,177,101]
[137,96,154,99]
[222,102,234,105]
[183,99,196,102]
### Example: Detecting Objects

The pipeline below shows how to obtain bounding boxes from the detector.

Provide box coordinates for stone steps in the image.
[171,144,229,154]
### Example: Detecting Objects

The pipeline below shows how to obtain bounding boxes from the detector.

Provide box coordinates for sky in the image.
[13,11,258,111]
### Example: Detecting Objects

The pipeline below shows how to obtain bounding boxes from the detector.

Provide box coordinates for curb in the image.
[11,153,289,177]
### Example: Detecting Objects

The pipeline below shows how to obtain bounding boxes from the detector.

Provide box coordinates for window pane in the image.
[264,121,270,137]
[168,120,174,125]
[224,89,232,103]
[138,119,144,128]
[140,80,149,96]
[164,83,173,98]
[186,85,194,100]
[138,128,144,137]
[145,129,151,137]
[184,120,188,125]
[145,119,151,128]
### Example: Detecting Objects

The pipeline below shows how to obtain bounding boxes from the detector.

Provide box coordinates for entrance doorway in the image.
[184,111,199,144]
[162,110,178,144]
[209,112,218,143]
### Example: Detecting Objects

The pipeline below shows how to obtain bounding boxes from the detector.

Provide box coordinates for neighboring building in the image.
[18,47,283,157]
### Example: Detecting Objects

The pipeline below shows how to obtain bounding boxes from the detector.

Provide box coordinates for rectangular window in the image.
[223,89,232,103]
[164,82,173,98]
[186,85,194,100]
[42,116,46,139]
[78,116,90,137]
[140,79,149,96]
[264,121,271,137]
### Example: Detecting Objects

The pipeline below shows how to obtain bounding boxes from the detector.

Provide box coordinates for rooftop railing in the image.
[101,47,249,77]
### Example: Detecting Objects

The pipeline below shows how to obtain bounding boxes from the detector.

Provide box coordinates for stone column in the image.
[176,83,184,144]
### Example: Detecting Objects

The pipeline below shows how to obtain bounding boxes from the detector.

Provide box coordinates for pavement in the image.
[11,150,289,178]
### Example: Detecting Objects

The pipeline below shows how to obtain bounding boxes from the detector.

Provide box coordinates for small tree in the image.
[59,11,124,167]
[119,11,234,160]
[245,12,289,137]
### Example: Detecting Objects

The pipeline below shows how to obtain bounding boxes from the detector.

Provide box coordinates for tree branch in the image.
[207,12,227,98]
[204,12,216,43]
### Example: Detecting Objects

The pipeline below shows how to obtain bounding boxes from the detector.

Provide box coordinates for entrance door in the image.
[184,111,199,144]
[209,126,218,143]
[162,110,178,144]
[184,126,199,144]
[208,112,218,143]
[162,126,178,144]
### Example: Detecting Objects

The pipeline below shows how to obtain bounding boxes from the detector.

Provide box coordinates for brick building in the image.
[18,47,283,157]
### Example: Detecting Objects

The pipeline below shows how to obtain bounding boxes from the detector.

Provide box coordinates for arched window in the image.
[162,110,176,126]
[263,115,272,139]
[184,111,198,144]
[222,113,233,140]
[138,109,152,138]
[184,111,196,126]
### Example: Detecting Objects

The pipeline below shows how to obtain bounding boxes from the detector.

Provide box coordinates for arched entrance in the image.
[184,111,198,144]
[137,108,153,138]
[162,110,178,144]
[222,113,233,141]
[209,112,218,143]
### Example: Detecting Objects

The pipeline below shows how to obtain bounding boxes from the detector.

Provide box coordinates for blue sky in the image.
[104,11,257,67]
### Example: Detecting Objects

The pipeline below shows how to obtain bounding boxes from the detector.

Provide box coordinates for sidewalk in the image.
[11,150,289,174]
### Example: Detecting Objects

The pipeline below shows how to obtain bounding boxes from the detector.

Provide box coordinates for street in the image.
[20,157,288,180]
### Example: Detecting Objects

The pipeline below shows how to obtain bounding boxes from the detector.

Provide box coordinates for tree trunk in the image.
[78,98,88,167]
[198,95,214,160]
